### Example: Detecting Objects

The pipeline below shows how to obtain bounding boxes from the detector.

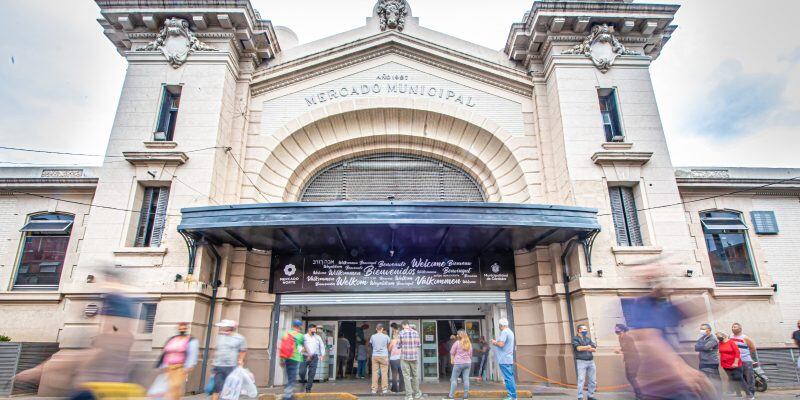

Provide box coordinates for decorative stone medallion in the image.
[562,24,641,73]
[136,17,217,68]
[376,0,408,31]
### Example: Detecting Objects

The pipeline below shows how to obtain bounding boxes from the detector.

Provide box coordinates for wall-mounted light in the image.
[174,274,183,282]
[771,283,778,292]
[686,270,693,277]
[86,274,95,283]
[596,269,603,278]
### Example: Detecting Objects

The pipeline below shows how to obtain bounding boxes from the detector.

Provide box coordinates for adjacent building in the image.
[1,0,799,392]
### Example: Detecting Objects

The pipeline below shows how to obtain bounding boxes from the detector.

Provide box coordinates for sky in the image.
[0,0,798,168]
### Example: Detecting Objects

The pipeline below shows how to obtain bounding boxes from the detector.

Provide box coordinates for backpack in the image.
[279,332,296,360]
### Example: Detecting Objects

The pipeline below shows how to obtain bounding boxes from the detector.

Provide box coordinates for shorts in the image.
[212,366,236,393]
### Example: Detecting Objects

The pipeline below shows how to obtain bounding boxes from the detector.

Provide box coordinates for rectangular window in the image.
[598,88,624,142]
[14,214,74,290]
[609,186,643,246]
[134,186,170,247]
[139,303,157,333]
[700,211,757,285]
[155,85,181,141]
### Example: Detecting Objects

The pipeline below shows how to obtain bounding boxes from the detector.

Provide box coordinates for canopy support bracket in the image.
[180,231,198,275]
[581,229,600,273]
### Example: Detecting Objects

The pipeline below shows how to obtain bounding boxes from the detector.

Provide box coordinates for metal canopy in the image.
[177,201,600,257]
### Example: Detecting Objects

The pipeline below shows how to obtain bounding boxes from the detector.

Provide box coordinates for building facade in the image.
[1,0,799,392]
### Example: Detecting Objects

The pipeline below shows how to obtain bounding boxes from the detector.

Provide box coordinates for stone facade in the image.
[0,0,799,393]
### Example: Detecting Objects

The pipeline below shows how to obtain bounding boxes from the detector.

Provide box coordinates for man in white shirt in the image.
[299,324,326,393]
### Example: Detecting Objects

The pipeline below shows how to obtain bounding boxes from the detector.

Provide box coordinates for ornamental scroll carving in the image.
[376,0,408,31]
[136,17,217,68]
[562,24,641,73]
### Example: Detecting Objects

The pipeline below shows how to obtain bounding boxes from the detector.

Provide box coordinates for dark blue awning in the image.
[177,201,600,256]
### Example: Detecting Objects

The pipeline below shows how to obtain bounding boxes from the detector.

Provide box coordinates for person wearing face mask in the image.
[157,322,199,400]
[572,324,597,400]
[694,324,721,397]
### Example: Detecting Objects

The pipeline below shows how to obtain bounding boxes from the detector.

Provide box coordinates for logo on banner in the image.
[490,263,501,273]
[284,264,297,276]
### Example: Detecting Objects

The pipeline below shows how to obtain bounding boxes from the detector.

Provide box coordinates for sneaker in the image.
[443,397,455,400]
[587,397,598,400]
[383,389,390,394]
[414,394,424,399]
[372,390,378,394]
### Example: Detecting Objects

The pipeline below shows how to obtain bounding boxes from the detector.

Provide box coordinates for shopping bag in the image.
[146,373,169,398]
[205,375,216,395]
[220,367,244,400]
[240,368,258,398]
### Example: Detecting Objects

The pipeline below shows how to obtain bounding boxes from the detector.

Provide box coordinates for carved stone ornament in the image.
[136,17,217,68]
[562,24,641,73]
[376,0,408,31]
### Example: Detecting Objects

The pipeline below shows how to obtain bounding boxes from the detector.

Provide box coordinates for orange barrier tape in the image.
[514,362,630,392]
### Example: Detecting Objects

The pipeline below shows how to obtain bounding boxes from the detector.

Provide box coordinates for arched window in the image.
[14,213,74,290]
[700,210,757,285]
[300,153,485,202]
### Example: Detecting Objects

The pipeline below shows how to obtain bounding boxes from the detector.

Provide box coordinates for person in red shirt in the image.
[717,332,747,395]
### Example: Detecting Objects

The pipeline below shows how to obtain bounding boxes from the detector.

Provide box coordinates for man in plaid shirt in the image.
[398,321,423,399]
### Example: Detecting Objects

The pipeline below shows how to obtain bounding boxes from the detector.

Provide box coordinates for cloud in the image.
[778,47,800,64]
[689,60,793,138]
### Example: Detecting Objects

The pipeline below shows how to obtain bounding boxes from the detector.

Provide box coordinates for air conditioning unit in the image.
[153,131,168,141]
[610,134,625,142]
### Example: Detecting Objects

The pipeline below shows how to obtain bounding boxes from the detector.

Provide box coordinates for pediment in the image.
[252,32,532,98]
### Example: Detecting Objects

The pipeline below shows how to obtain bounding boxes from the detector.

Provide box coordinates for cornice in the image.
[123,151,188,166]
[252,38,533,98]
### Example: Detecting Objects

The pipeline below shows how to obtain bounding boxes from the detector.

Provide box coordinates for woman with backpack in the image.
[157,322,199,400]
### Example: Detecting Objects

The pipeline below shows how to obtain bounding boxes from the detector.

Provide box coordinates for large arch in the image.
[248,100,533,203]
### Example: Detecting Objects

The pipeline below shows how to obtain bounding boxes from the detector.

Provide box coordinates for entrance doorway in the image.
[314,318,486,383]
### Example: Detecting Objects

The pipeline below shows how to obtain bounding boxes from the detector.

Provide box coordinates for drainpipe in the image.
[199,241,222,393]
[267,293,282,387]
[560,239,579,376]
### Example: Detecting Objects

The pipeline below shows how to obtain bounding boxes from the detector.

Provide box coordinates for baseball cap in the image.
[292,319,303,327]
[215,319,237,328]
[498,318,509,327]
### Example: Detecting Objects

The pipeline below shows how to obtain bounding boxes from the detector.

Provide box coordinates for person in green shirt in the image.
[281,320,305,400]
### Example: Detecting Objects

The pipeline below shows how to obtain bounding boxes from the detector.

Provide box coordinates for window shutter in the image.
[140,303,157,333]
[608,187,630,246]
[134,188,156,247]
[149,187,170,247]
[619,187,644,246]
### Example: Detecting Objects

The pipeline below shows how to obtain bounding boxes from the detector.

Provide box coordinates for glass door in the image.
[421,320,439,381]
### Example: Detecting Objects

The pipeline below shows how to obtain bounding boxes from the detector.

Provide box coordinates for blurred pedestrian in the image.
[731,323,756,399]
[157,322,199,400]
[211,319,247,400]
[445,329,473,400]
[446,334,457,375]
[614,324,641,399]
[572,324,596,400]
[718,332,748,397]
[299,324,325,393]
[492,318,516,400]
[398,321,422,400]
[695,323,721,397]
[370,324,391,394]
[280,320,304,400]
[388,328,404,393]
